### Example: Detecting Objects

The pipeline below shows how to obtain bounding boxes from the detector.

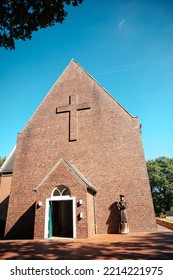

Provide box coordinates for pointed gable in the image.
[33,158,97,194]
[21,59,134,136]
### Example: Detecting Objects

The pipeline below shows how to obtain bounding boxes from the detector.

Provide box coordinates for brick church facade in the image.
[0,60,157,239]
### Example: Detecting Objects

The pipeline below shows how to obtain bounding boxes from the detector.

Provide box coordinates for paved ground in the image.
[0,225,172,260]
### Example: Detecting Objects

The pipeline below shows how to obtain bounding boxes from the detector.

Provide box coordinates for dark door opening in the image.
[49,200,73,238]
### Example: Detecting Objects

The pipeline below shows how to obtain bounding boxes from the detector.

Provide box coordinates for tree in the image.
[0,156,6,167]
[0,0,83,50]
[146,157,173,216]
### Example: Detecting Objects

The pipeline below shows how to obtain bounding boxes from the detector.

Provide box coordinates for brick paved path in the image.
[0,225,172,260]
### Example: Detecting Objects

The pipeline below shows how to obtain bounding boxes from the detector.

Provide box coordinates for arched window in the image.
[52,185,71,197]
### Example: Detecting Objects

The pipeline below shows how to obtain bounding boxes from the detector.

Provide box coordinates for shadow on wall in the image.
[0,196,10,238]
[5,203,36,240]
[107,202,119,234]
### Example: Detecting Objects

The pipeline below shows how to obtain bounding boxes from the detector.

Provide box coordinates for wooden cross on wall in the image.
[56,94,90,141]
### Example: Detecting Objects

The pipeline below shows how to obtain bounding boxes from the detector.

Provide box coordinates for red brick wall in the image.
[0,174,12,221]
[5,60,157,239]
[87,189,95,236]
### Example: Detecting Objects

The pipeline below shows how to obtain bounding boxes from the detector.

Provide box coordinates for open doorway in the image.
[49,200,73,238]
[45,196,76,239]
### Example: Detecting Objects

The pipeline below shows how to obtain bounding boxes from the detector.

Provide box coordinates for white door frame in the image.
[44,196,76,239]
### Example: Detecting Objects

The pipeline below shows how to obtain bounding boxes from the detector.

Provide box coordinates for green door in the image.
[48,201,53,238]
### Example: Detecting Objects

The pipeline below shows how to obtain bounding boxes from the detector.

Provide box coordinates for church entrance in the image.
[49,200,73,238]
[44,186,76,239]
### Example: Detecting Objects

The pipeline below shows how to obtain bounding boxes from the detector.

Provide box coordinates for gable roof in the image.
[70,59,134,118]
[0,146,16,174]
[0,60,135,175]
[25,59,134,132]
[33,158,97,193]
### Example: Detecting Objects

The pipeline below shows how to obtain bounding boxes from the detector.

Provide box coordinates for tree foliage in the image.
[0,0,83,50]
[0,157,6,167]
[146,157,173,216]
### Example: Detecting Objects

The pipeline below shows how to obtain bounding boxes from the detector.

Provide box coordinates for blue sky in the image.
[0,0,173,160]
